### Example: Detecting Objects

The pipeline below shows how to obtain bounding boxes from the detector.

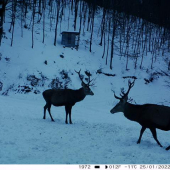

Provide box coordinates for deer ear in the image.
[123,96,128,103]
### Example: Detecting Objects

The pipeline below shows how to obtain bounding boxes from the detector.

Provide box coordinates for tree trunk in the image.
[11,0,17,47]
[110,14,116,70]
[54,0,60,46]
[99,8,106,46]
[89,7,95,52]
[42,0,46,43]
[32,0,36,48]
[74,0,78,31]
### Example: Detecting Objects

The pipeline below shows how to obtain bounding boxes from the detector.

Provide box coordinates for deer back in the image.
[115,101,170,130]
[43,88,86,106]
[139,104,170,129]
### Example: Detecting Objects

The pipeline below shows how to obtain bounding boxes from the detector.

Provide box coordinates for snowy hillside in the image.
[1,2,170,164]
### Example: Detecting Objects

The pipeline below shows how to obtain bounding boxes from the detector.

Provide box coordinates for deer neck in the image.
[123,103,140,122]
[74,88,86,102]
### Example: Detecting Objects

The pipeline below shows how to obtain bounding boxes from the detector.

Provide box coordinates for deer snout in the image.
[87,89,94,96]
[110,108,115,114]
[90,91,94,95]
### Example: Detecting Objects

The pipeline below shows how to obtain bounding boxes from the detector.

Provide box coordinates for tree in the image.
[42,0,46,43]
[31,0,36,48]
[89,3,96,52]
[110,11,117,70]
[54,0,60,46]
[9,0,17,47]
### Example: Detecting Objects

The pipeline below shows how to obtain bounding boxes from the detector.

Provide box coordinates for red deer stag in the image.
[43,70,94,124]
[110,80,170,150]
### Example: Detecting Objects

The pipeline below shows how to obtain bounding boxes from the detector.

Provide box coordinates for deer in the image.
[110,79,170,150]
[42,70,94,124]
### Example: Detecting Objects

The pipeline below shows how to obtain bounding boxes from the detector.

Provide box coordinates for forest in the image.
[0,0,170,70]
[84,0,170,29]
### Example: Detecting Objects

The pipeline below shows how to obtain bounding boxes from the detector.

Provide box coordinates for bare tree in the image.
[54,0,60,46]
[42,0,46,43]
[89,4,95,52]
[99,8,106,46]
[31,0,36,48]
[10,0,17,47]
[74,0,78,31]
[105,14,111,65]
[110,11,117,70]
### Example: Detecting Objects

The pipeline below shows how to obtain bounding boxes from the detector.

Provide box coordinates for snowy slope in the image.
[0,4,170,164]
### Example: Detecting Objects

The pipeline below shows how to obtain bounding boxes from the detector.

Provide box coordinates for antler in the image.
[75,69,86,84]
[113,79,135,100]
[112,90,122,100]
[124,79,135,97]
[85,70,95,86]
[75,69,95,86]
[120,88,125,97]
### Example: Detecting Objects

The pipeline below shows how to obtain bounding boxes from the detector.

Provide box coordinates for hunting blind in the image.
[61,31,80,49]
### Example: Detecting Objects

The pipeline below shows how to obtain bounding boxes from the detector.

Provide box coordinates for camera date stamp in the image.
[79,164,170,170]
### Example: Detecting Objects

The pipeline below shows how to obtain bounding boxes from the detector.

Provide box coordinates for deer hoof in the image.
[52,119,55,122]
[166,146,170,150]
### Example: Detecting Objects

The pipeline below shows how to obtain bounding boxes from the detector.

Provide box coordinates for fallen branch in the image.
[96,70,116,77]
[122,76,137,80]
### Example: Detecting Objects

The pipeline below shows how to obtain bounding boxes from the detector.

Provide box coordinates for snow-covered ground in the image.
[1,93,170,164]
[1,4,170,164]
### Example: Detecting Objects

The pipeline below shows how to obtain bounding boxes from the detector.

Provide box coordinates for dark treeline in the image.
[1,0,170,71]
[84,0,170,30]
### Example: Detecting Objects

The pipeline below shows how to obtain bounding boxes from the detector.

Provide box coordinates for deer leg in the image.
[137,126,146,144]
[68,106,73,124]
[47,104,54,122]
[65,106,69,124]
[149,127,162,147]
[43,104,48,119]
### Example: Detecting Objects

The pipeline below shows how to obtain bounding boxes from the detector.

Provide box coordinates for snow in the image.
[1,95,170,164]
[0,3,170,165]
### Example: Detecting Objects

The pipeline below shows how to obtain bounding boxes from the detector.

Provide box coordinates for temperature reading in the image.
[127,165,138,169]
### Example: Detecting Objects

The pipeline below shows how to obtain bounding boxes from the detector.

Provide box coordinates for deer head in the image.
[110,79,135,114]
[75,69,94,96]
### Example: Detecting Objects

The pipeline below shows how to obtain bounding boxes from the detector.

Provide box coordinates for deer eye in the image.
[85,86,90,90]
[85,85,89,88]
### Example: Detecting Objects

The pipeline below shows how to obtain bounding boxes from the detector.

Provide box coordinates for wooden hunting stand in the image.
[61,31,80,49]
